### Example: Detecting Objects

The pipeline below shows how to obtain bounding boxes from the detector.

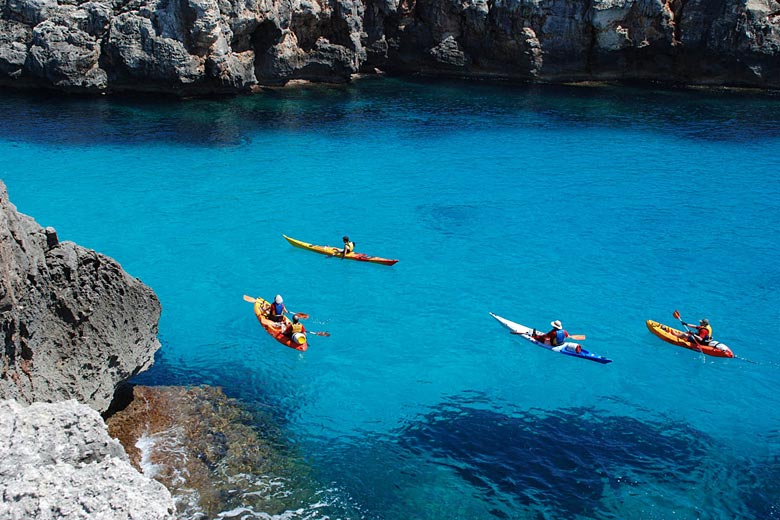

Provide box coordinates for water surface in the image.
[2,79,779,519]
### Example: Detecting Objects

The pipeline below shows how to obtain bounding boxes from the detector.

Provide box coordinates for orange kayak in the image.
[646,320,733,358]
[252,297,308,352]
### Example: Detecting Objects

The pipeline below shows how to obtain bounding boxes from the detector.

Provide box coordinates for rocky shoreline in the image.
[0,0,778,96]
[0,179,310,518]
[0,179,175,518]
[0,399,176,519]
[0,179,161,412]
[106,385,315,518]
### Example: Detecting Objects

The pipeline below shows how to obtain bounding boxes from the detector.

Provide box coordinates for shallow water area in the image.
[2,78,779,519]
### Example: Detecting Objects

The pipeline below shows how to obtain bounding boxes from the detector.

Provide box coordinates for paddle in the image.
[242,295,310,320]
[673,310,705,356]
[511,331,586,340]
[243,295,328,336]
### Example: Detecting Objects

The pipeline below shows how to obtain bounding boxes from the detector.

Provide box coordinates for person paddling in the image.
[533,320,572,347]
[284,315,307,345]
[340,235,355,258]
[267,294,287,323]
[683,318,712,344]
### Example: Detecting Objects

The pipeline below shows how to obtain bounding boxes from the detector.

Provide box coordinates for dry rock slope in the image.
[0,399,175,520]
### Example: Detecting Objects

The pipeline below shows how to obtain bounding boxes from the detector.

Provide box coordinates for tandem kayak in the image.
[645,320,733,358]
[282,235,398,266]
[251,296,308,352]
[489,313,612,364]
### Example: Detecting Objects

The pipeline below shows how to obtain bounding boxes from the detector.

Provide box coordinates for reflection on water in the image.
[1,79,778,148]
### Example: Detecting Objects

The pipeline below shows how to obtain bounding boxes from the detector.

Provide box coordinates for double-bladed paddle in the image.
[242,294,310,319]
[673,309,705,358]
[242,295,328,336]
[511,330,586,340]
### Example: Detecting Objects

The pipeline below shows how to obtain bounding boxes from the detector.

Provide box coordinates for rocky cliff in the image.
[0,0,778,95]
[0,179,161,413]
[0,399,176,519]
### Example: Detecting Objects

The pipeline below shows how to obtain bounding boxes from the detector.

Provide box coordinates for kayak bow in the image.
[282,235,398,266]
[646,319,733,358]
[489,313,612,364]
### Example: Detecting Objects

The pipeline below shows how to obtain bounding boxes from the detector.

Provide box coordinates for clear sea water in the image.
[2,78,779,519]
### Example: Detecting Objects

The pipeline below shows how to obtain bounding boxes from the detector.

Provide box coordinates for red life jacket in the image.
[697,325,712,341]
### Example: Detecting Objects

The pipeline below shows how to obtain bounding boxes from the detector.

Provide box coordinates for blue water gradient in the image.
[1,79,779,519]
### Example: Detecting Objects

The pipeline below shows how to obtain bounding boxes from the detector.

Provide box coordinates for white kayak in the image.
[489,312,613,364]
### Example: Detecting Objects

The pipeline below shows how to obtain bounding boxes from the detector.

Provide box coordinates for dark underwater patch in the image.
[398,405,712,518]
[730,455,780,520]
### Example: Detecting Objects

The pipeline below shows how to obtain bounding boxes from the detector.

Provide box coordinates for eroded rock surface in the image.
[0,399,175,520]
[0,179,162,413]
[0,0,777,93]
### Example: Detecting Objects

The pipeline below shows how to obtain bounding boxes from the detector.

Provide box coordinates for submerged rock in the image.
[0,399,175,520]
[107,385,315,518]
[0,179,162,413]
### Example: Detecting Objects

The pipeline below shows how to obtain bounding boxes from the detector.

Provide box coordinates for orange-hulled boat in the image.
[252,296,308,352]
[646,320,733,358]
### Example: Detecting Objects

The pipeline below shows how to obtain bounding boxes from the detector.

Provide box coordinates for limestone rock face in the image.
[27,19,107,90]
[0,0,778,93]
[0,399,175,520]
[0,19,32,77]
[0,179,162,413]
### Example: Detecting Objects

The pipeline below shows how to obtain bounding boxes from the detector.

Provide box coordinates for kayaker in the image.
[284,315,307,344]
[267,294,288,323]
[533,320,574,348]
[340,236,355,258]
[683,318,712,344]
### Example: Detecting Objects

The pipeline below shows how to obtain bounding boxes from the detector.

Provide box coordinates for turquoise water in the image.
[2,79,780,519]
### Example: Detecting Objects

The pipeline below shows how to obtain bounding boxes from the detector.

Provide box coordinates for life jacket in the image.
[552,329,567,346]
[291,322,304,333]
[345,241,355,253]
[697,324,712,341]
[270,302,284,316]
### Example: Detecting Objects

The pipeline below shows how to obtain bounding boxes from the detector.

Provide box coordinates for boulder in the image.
[26,19,108,90]
[0,399,175,520]
[0,180,162,413]
[0,19,32,78]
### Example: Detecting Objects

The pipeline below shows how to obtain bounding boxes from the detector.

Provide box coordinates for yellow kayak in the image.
[282,235,398,266]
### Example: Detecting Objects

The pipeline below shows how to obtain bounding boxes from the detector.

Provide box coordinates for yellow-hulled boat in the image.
[283,235,398,266]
